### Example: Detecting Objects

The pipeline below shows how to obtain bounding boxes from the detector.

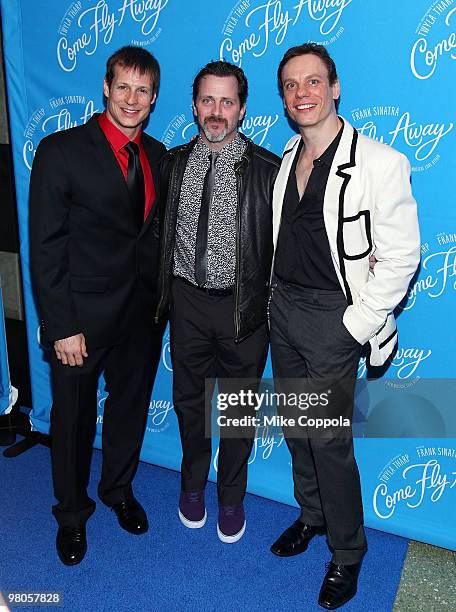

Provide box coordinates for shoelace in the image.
[188,492,202,503]
[223,506,237,516]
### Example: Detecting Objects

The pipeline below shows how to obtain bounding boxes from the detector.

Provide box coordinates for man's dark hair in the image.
[277,42,338,96]
[105,45,160,94]
[192,61,248,107]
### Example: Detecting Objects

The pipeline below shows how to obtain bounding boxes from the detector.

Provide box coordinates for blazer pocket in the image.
[342,210,372,260]
[70,275,108,293]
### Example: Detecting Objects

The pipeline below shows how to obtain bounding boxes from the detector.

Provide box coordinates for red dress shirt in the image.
[98,112,156,221]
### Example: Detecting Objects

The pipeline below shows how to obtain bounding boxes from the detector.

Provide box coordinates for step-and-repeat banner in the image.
[1,0,455,550]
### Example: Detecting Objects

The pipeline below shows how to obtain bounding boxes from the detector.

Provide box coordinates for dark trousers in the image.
[269,279,367,565]
[170,278,269,505]
[49,323,164,527]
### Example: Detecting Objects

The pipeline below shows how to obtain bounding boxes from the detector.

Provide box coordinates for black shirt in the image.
[274,124,344,290]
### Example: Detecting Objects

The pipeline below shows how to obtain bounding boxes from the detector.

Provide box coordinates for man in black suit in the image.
[29,46,166,565]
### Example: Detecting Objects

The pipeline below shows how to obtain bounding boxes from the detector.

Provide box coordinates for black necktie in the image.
[124,141,145,229]
[195,152,218,286]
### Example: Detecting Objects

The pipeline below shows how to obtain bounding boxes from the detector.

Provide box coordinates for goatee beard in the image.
[202,116,228,143]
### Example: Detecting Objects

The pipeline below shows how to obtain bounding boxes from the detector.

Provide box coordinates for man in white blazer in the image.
[268,43,420,610]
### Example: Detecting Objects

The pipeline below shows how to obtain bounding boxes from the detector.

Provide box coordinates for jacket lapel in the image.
[323,118,357,257]
[321,119,358,300]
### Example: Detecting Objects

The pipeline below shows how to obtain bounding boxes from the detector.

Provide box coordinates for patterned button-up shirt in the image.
[173,133,247,289]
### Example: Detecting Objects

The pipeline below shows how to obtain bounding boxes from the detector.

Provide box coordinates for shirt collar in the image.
[98,112,142,152]
[195,132,245,160]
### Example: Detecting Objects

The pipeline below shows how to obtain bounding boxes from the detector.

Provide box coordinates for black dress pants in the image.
[170,278,269,505]
[49,322,164,527]
[269,279,367,565]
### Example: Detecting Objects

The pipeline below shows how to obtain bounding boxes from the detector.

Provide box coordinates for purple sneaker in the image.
[178,491,207,528]
[217,503,246,543]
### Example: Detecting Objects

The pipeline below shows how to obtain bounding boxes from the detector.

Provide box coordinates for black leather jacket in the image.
[155,134,280,342]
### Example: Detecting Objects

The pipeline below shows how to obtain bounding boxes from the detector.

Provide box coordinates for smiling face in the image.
[192,75,246,150]
[103,63,156,139]
[281,53,340,132]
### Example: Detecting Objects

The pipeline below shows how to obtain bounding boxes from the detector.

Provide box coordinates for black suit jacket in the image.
[29,115,166,349]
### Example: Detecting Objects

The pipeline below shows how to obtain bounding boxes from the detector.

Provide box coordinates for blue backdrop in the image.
[1,0,455,550]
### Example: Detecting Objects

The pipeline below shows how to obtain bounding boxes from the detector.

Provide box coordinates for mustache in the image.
[203,115,228,127]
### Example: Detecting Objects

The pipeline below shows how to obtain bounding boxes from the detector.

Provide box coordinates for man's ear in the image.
[332,79,340,103]
[192,100,197,116]
[151,92,157,105]
[239,104,246,123]
[103,79,110,99]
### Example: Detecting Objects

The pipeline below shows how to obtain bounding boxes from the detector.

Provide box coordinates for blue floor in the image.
[1,443,407,611]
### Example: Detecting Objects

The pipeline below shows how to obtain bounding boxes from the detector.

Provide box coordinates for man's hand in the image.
[369,255,377,274]
[54,333,88,366]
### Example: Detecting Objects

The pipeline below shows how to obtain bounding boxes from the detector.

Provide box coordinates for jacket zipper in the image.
[234,157,246,341]
[154,159,179,323]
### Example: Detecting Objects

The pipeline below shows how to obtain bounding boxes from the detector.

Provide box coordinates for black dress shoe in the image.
[111,498,148,534]
[270,520,325,557]
[318,561,362,609]
[56,525,87,566]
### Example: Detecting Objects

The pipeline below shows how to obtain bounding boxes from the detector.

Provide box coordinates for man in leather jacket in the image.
[155,61,279,543]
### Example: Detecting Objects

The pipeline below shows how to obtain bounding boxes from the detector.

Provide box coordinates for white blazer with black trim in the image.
[272,118,421,367]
